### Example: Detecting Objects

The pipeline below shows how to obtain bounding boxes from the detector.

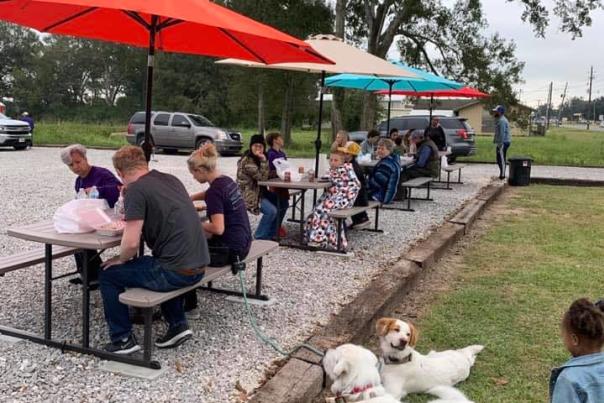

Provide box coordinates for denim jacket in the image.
[493,115,511,145]
[550,352,604,403]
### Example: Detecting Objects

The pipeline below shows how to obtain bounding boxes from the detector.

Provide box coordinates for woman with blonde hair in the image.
[330,130,350,154]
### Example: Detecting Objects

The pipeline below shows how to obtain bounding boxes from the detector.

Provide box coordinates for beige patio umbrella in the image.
[217,34,420,179]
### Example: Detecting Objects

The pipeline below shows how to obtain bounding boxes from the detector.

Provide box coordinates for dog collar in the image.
[385,353,412,365]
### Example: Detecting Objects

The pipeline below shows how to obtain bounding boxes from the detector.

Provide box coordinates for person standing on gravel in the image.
[492,105,511,179]
[61,144,122,289]
[99,146,209,354]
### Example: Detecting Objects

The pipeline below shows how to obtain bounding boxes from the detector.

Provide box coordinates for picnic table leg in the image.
[255,257,263,296]
[427,182,431,201]
[299,190,306,242]
[458,169,462,184]
[447,171,452,190]
[275,196,281,242]
[143,308,153,363]
[44,244,52,340]
[374,206,380,231]
[407,188,412,211]
[82,252,90,348]
[336,218,343,252]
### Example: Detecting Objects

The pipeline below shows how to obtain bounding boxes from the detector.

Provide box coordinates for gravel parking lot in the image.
[0,147,497,402]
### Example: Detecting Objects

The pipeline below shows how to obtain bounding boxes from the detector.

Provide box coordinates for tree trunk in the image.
[257,79,265,135]
[330,0,347,138]
[281,74,294,146]
[360,93,378,130]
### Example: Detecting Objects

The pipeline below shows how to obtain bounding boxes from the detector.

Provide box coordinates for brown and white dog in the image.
[376,318,483,402]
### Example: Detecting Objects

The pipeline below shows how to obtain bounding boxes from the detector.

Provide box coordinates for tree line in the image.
[1,0,600,143]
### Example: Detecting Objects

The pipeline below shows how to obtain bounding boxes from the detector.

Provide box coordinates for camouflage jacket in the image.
[236,154,269,215]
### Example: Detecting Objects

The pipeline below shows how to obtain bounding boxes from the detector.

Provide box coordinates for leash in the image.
[235,267,325,360]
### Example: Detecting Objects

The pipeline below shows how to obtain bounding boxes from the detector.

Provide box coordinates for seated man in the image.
[366,139,401,204]
[400,131,440,182]
[360,129,381,157]
[99,146,210,353]
[60,144,122,287]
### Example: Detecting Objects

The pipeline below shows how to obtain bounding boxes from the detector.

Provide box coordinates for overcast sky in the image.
[480,1,604,107]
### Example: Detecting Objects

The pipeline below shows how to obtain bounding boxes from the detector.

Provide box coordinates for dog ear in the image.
[376,318,394,337]
[408,322,419,347]
[333,359,349,378]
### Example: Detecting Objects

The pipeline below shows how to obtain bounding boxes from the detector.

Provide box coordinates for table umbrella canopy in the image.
[0,0,333,64]
[374,86,489,98]
[217,34,417,77]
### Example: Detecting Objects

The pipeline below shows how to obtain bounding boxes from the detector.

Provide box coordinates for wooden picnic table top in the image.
[7,220,121,250]
[258,178,332,190]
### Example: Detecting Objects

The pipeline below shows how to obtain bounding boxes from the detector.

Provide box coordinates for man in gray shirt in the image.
[99,146,209,354]
[492,105,511,179]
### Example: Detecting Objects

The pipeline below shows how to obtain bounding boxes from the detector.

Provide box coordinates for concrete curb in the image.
[248,181,505,403]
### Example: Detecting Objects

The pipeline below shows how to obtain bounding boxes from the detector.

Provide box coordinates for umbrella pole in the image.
[143,16,158,162]
[386,81,393,135]
[312,71,326,205]
[429,94,433,121]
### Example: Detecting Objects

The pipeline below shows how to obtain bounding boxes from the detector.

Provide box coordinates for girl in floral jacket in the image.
[304,152,360,250]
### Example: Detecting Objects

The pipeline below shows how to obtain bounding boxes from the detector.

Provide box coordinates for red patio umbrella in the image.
[375,86,489,121]
[0,0,333,159]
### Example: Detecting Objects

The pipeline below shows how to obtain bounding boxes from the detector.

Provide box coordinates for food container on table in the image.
[95,220,126,237]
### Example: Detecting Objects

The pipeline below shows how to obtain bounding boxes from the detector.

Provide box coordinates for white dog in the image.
[323,344,400,403]
[376,318,483,402]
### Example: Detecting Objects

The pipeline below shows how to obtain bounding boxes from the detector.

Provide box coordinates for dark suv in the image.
[378,116,476,159]
[126,111,243,155]
[349,115,476,160]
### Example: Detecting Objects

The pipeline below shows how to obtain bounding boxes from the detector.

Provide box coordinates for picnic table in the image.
[258,178,331,247]
[0,220,143,366]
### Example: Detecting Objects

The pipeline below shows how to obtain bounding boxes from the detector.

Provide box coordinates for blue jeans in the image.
[99,256,202,342]
[255,194,289,240]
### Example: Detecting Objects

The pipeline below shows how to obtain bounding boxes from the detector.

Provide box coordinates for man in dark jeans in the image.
[99,146,209,354]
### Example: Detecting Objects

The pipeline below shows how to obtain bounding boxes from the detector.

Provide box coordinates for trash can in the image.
[508,156,533,186]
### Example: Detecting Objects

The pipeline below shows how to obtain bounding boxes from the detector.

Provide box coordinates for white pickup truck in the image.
[0,113,32,150]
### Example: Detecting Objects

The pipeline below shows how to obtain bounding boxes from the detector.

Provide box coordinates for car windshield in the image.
[188,114,214,127]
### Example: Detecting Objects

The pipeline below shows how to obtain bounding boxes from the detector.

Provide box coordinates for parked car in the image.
[349,115,476,161]
[126,111,243,155]
[0,112,32,150]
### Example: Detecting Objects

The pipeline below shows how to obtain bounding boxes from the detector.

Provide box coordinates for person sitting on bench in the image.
[400,131,440,182]
[187,144,252,310]
[60,144,122,289]
[339,141,370,229]
[366,139,401,205]
[304,151,360,250]
[99,146,209,354]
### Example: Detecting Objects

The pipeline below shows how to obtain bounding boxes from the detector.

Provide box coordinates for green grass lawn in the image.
[35,122,604,166]
[408,185,604,402]
[459,128,604,167]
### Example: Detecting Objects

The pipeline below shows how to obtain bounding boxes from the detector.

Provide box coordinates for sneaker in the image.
[278,226,287,238]
[104,334,141,354]
[69,277,99,290]
[351,218,371,230]
[155,324,193,349]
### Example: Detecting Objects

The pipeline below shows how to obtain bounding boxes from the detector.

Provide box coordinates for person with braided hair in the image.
[550,298,604,403]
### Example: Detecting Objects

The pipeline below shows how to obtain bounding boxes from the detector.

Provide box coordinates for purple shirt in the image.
[205,176,252,256]
[267,148,287,173]
[75,166,121,208]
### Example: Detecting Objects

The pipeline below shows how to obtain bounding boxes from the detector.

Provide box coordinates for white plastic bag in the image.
[358,153,372,164]
[273,158,301,182]
[441,154,449,169]
[53,199,111,234]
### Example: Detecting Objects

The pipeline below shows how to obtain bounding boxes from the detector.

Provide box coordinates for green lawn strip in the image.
[406,186,604,403]
[36,121,127,148]
[459,128,604,167]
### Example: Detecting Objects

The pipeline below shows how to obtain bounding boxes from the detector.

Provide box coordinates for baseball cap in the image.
[492,105,505,114]
[337,141,361,156]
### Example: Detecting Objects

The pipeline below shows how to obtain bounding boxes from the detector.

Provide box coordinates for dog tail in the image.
[427,385,473,402]
[460,344,484,364]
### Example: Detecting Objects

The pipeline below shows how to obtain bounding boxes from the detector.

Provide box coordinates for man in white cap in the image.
[492,105,511,179]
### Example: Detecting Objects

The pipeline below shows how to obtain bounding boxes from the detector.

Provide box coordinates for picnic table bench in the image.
[0,245,78,277]
[383,177,434,212]
[118,239,278,368]
[440,163,467,189]
[327,201,382,252]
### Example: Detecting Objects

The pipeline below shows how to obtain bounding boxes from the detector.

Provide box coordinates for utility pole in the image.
[545,82,553,131]
[587,66,594,130]
[557,82,568,127]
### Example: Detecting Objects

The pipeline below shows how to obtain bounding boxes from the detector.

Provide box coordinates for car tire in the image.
[13,145,27,150]
[195,137,213,149]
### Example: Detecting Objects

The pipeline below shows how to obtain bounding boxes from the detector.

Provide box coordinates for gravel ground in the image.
[0,147,501,402]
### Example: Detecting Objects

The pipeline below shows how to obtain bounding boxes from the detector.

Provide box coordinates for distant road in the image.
[560,124,604,132]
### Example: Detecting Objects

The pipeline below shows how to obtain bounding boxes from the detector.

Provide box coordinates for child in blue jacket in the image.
[550,298,604,403]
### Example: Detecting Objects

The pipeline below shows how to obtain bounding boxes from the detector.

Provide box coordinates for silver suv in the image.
[126,111,243,155]
[0,112,32,150]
